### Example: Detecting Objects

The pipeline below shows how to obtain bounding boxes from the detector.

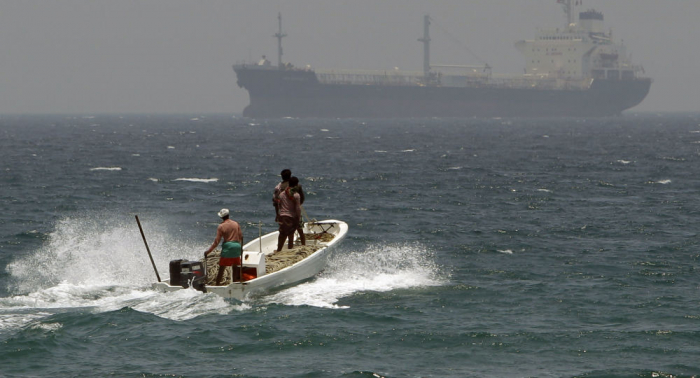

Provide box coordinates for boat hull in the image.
[234,66,651,118]
[152,220,348,300]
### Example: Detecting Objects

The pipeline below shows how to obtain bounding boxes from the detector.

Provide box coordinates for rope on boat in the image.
[202,251,231,285]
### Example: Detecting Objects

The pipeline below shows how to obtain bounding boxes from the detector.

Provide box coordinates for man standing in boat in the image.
[273,169,305,246]
[204,208,244,285]
[273,169,292,222]
[276,176,302,252]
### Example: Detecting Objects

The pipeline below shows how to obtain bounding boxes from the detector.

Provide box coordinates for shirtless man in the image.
[204,208,244,285]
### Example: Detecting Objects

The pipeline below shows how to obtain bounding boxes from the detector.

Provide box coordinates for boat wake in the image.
[5,216,197,292]
[262,242,446,309]
[1,215,246,328]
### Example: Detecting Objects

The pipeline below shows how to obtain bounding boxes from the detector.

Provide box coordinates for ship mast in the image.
[274,12,287,68]
[418,15,431,78]
[559,0,577,27]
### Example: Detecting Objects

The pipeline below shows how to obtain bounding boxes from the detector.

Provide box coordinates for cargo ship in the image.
[233,1,651,118]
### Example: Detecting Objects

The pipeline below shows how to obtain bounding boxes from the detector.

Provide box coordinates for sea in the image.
[1,113,699,378]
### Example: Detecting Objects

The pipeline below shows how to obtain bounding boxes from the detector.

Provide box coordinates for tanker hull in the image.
[234,66,651,118]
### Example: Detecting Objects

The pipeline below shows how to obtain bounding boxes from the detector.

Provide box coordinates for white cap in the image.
[217,208,229,218]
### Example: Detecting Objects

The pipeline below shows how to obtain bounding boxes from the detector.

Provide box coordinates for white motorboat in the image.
[151,220,348,300]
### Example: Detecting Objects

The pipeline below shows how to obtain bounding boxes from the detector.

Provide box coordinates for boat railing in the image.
[315,68,592,90]
[316,69,424,86]
[234,62,593,90]
[487,74,593,90]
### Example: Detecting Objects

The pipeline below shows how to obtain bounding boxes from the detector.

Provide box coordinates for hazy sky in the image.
[0,0,697,114]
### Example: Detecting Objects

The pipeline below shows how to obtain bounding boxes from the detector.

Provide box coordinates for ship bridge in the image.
[515,3,643,82]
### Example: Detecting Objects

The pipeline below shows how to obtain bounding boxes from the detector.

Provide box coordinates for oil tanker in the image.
[233,1,651,118]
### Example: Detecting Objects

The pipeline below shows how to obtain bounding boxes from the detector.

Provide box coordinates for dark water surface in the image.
[1,114,699,377]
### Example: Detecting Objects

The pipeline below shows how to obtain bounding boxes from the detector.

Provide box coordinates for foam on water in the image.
[0,285,243,326]
[174,178,218,183]
[89,167,122,171]
[127,288,248,321]
[1,215,245,326]
[5,216,188,292]
[648,179,672,185]
[263,242,446,308]
[0,312,53,332]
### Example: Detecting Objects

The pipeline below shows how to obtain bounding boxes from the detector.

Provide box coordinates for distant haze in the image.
[0,0,696,114]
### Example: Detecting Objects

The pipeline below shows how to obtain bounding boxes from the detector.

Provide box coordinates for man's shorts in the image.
[219,257,241,267]
[278,216,297,235]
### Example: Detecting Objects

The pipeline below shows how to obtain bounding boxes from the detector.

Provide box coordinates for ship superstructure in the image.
[233,1,651,118]
[516,1,642,82]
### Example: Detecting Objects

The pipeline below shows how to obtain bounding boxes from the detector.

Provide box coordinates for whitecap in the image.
[174,178,218,183]
[537,189,552,193]
[497,249,514,255]
[617,160,632,164]
[0,312,53,332]
[89,167,122,171]
[29,322,63,332]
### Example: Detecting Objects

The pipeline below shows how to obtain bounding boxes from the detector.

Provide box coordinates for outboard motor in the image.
[169,259,207,293]
[169,259,185,286]
[179,261,207,292]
